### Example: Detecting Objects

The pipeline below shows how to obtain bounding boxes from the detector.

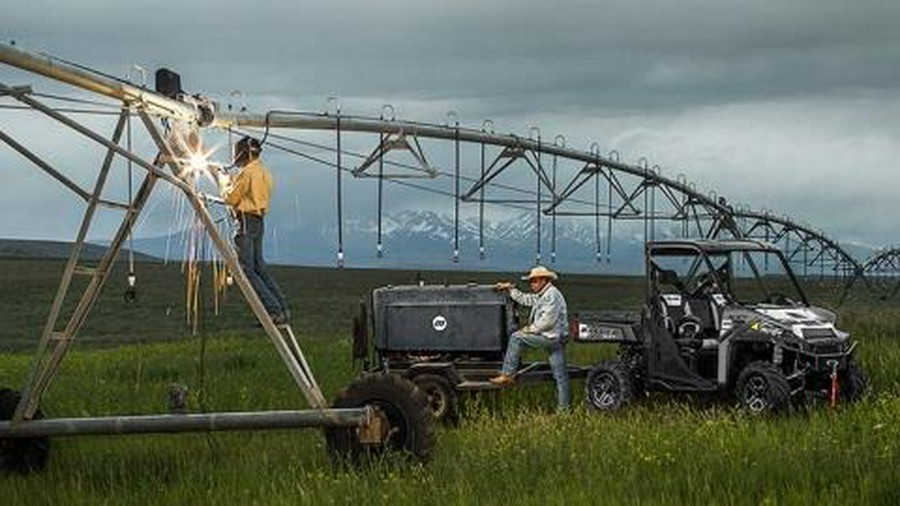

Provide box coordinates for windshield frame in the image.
[648,242,810,307]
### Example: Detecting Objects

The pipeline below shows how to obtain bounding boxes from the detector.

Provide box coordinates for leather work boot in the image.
[489,374,516,386]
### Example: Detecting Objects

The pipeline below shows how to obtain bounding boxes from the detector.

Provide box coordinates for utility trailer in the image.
[0,43,434,473]
[576,240,867,413]
[351,283,592,422]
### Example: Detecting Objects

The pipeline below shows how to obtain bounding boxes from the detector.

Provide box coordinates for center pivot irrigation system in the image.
[0,43,437,472]
[0,43,893,471]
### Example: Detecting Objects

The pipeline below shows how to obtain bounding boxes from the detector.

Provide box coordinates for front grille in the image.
[807,341,843,355]
[801,327,837,339]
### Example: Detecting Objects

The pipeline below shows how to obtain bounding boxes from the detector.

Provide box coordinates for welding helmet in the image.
[233,136,261,167]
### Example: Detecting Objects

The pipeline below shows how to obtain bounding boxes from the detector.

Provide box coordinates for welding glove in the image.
[211,167,232,196]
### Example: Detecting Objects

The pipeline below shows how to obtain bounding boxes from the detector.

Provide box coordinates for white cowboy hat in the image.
[521,265,558,281]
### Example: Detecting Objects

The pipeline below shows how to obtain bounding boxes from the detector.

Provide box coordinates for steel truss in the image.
[725,209,866,302]
[861,248,900,300]
[218,111,743,267]
[0,43,377,440]
[218,113,877,303]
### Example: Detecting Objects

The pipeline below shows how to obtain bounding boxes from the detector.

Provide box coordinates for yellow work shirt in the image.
[224,158,273,216]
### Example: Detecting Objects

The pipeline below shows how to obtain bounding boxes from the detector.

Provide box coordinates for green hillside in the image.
[0,239,158,262]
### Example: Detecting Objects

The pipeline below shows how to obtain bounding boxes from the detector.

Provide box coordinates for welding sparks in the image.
[178,145,218,182]
[164,121,229,187]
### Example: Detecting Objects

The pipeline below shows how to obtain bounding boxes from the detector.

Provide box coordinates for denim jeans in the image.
[235,213,288,318]
[501,330,570,410]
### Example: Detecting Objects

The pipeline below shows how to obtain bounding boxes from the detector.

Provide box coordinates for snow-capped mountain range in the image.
[131,209,878,275]
[133,209,648,273]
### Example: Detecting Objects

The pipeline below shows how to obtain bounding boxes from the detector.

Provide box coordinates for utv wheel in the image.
[0,388,50,474]
[840,358,868,403]
[736,362,791,414]
[412,374,459,425]
[325,373,435,464]
[585,360,635,411]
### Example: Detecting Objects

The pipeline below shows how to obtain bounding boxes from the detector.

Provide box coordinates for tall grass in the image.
[1,260,899,504]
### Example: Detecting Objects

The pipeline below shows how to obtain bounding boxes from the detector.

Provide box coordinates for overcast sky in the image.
[2,0,899,252]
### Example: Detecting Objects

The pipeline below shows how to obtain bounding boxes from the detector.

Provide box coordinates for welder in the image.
[214,136,290,324]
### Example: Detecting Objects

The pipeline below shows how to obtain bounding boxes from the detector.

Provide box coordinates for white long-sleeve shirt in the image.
[509,283,568,340]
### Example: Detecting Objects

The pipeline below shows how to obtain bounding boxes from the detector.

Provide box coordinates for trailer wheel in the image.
[0,388,50,474]
[736,362,791,414]
[585,360,635,412]
[840,357,868,403]
[413,373,459,425]
[325,373,434,464]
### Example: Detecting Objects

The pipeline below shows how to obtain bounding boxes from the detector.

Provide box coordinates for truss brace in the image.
[353,130,437,178]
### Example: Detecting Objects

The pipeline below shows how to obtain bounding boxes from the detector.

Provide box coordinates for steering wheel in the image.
[676,315,703,340]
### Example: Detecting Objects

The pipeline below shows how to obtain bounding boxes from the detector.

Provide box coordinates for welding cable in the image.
[257,109,320,149]
[259,110,273,147]
[195,237,221,458]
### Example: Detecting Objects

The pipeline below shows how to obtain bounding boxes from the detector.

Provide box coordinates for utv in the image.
[576,239,867,413]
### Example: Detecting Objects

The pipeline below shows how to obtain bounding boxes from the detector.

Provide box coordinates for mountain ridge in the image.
[0,239,159,262]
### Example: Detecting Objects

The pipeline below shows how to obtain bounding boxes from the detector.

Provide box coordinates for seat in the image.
[683,296,722,337]
[656,293,685,335]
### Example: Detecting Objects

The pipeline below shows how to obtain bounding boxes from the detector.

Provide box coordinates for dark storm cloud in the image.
[7,0,899,111]
[2,0,899,246]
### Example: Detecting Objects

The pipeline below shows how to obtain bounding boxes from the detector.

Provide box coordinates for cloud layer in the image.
[2,0,899,248]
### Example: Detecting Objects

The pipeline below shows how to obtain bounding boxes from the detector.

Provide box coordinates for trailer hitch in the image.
[357,406,388,444]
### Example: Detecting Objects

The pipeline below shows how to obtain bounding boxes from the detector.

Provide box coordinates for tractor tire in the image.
[585,360,636,412]
[412,373,459,425]
[324,373,434,464]
[0,388,50,474]
[735,361,792,414]
[840,357,868,403]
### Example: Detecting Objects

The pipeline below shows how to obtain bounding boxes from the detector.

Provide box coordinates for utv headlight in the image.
[750,319,787,337]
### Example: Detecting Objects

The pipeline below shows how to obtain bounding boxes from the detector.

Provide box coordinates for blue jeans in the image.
[501,331,570,410]
[235,213,289,318]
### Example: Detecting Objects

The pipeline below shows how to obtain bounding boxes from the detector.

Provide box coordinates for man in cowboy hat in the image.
[490,266,570,411]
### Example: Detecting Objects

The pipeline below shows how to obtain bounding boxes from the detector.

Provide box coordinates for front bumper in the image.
[791,340,856,373]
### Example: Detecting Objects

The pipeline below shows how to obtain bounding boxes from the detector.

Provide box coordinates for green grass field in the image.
[1,258,899,505]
